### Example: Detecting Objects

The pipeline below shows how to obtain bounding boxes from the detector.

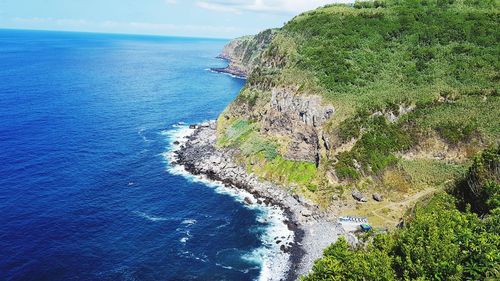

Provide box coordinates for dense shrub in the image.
[303,237,396,281]
[435,121,477,144]
[282,0,499,116]
[303,193,500,280]
[453,145,500,215]
[335,116,412,179]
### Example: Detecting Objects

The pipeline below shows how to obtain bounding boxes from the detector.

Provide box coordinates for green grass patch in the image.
[256,156,318,188]
[399,159,468,190]
[217,119,255,146]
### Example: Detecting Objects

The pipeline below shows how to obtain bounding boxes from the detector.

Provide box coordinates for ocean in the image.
[0,29,289,281]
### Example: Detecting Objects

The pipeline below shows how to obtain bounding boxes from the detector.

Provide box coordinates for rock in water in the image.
[244,197,253,205]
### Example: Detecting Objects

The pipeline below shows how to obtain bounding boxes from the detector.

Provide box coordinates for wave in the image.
[162,124,294,281]
[215,248,260,274]
[137,128,151,143]
[132,211,170,222]
[178,250,208,263]
[179,230,192,244]
[216,218,231,229]
[181,219,197,226]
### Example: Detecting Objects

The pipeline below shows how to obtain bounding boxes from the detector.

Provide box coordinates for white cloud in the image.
[196,0,354,14]
[196,2,242,14]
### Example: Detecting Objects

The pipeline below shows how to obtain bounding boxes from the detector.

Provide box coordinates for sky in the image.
[0,0,353,38]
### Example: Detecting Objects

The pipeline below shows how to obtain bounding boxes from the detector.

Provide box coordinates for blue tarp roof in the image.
[360,224,372,231]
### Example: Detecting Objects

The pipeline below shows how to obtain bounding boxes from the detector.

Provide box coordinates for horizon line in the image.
[0,27,233,41]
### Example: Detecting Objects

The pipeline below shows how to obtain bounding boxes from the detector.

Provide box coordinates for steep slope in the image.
[212,29,276,78]
[216,0,499,225]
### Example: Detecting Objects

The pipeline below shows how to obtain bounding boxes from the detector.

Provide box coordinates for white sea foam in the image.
[178,250,208,263]
[133,211,169,222]
[162,124,294,281]
[216,218,231,229]
[138,128,150,143]
[205,68,246,80]
[181,219,197,226]
[179,230,192,244]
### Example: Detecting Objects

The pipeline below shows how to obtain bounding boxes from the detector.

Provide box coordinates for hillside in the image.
[304,145,499,280]
[216,0,499,227]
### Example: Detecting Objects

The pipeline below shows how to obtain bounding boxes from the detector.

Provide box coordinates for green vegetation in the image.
[217,118,320,189]
[255,156,318,188]
[228,29,277,72]
[304,146,500,281]
[453,146,500,215]
[335,116,413,180]
[286,0,498,97]
[282,0,499,152]
[215,1,500,278]
[218,0,499,207]
[435,121,477,145]
[398,159,467,189]
[218,119,278,161]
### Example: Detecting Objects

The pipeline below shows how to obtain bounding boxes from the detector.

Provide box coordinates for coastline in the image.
[209,56,248,79]
[168,121,345,280]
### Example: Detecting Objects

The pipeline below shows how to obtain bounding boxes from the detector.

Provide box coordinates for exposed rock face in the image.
[262,87,335,163]
[212,29,275,78]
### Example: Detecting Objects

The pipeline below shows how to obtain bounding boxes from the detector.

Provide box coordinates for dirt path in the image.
[371,188,437,225]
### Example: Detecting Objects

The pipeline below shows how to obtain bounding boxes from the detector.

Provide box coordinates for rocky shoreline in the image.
[171,121,346,280]
[210,56,247,79]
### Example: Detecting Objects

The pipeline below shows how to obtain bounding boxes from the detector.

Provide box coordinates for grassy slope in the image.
[218,0,499,212]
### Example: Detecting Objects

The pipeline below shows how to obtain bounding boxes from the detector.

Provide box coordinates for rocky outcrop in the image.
[373,193,384,202]
[262,87,335,163]
[212,29,275,78]
[352,191,367,202]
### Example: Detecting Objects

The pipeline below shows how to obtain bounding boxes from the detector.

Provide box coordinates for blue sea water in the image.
[0,30,284,281]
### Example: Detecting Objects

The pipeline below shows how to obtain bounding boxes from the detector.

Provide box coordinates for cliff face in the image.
[214,29,275,78]
[216,1,500,211]
[262,87,334,163]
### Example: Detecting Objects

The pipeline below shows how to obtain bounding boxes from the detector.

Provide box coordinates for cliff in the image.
[216,0,500,226]
[212,29,276,78]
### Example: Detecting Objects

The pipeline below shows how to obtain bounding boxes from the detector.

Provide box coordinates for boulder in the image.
[352,191,367,202]
[301,209,313,217]
[189,124,197,129]
[244,197,253,205]
[373,193,383,202]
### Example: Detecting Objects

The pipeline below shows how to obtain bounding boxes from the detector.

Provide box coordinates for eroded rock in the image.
[373,193,383,202]
[352,191,367,202]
